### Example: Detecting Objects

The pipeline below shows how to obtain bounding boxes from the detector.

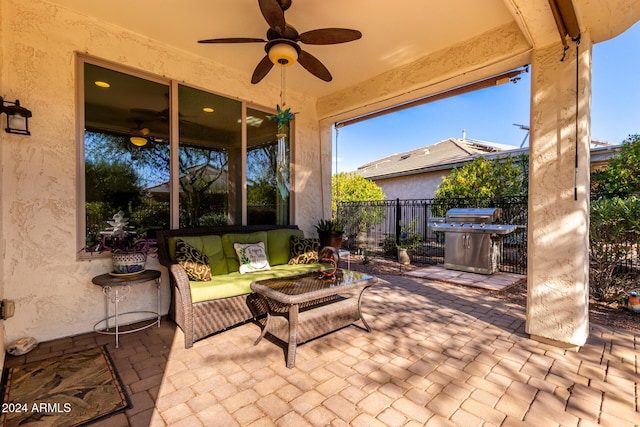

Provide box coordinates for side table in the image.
[92,269,162,348]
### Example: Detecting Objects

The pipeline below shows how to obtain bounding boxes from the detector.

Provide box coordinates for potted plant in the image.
[315,218,345,250]
[397,220,422,265]
[89,212,157,275]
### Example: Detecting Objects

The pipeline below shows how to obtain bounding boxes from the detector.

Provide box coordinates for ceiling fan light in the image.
[130,136,148,147]
[268,43,298,66]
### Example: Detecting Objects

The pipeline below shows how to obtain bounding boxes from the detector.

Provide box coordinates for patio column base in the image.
[530,334,580,351]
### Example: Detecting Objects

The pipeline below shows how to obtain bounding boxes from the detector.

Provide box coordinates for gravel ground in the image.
[339,253,640,335]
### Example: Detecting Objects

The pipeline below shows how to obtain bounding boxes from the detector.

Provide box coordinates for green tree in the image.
[435,154,529,200]
[591,134,640,195]
[85,160,143,209]
[332,172,386,212]
[332,172,386,244]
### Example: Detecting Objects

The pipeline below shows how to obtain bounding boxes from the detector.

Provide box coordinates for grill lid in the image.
[445,207,501,223]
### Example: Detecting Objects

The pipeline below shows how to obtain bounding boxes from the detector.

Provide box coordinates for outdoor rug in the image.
[0,345,130,427]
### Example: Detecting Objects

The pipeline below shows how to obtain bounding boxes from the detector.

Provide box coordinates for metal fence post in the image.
[395,198,402,245]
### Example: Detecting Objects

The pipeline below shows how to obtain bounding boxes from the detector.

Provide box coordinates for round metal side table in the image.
[92,269,161,348]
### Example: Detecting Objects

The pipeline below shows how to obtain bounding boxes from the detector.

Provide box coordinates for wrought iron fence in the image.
[337,196,528,275]
[338,194,640,277]
[590,193,640,275]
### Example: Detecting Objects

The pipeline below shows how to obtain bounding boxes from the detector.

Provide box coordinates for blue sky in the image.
[334,22,640,173]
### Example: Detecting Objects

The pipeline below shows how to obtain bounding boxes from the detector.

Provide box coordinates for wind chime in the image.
[267,61,296,203]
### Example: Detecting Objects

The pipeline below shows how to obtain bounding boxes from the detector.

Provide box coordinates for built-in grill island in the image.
[429,208,517,274]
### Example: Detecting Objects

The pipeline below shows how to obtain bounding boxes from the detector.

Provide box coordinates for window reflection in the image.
[81,61,291,253]
[246,107,290,225]
[177,85,242,227]
[84,63,170,251]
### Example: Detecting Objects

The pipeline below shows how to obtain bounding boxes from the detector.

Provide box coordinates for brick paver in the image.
[5,273,638,426]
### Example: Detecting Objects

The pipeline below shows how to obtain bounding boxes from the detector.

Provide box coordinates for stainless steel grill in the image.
[429,208,517,274]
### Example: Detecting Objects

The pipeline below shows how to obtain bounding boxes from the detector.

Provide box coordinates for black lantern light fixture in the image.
[0,97,32,135]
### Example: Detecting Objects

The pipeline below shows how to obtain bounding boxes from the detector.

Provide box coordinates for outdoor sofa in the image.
[157,225,331,348]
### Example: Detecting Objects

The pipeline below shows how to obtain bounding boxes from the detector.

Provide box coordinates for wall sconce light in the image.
[0,97,32,135]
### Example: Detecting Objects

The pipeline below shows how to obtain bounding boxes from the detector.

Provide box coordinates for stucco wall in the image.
[0,0,5,364]
[372,171,449,201]
[0,0,323,344]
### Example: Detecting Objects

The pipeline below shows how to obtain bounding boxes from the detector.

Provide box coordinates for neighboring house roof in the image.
[356,138,511,180]
[357,138,621,181]
[590,143,622,170]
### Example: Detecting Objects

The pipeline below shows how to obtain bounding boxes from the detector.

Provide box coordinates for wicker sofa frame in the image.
[156,225,301,348]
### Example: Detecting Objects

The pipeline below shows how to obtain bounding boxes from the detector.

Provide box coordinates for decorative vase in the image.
[111,252,147,274]
[628,291,640,313]
[398,248,411,265]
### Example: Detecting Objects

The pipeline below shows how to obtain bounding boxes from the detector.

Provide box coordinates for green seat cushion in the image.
[266,228,304,266]
[168,235,227,276]
[221,231,268,272]
[188,263,329,303]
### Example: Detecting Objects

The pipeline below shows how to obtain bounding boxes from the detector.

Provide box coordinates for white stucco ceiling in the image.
[44,0,640,98]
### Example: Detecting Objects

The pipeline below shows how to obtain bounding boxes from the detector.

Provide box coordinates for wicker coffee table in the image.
[250,270,377,368]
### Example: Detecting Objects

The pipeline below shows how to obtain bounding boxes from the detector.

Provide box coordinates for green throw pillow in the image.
[234,242,272,274]
[288,236,320,265]
[176,239,212,281]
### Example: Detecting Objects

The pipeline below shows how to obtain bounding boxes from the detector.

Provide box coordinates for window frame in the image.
[76,54,294,259]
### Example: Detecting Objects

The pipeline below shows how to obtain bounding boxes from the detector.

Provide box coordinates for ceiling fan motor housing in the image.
[277,0,292,11]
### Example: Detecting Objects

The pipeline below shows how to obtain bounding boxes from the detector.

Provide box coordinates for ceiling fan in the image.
[198,0,362,83]
[129,119,152,146]
[130,107,169,123]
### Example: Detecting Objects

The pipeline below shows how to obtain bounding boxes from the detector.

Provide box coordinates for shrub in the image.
[380,235,397,256]
[589,196,640,301]
[591,134,640,195]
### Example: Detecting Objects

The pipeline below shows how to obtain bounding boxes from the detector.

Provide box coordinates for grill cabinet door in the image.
[444,232,495,274]
[465,233,493,273]
[444,232,467,270]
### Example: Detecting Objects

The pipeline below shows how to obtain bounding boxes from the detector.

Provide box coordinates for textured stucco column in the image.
[526,34,592,347]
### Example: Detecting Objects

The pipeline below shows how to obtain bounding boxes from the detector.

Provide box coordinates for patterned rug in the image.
[0,346,130,427]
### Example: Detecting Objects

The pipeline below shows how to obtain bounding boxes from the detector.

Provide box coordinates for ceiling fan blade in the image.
[131,108,161,116]
[299,28,362,45]
[198,37,265,44]
[298,50,332,82]
[259,0,286,33]
[251,55,274,84]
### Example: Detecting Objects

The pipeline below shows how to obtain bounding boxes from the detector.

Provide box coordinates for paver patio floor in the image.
[7,274,639,426]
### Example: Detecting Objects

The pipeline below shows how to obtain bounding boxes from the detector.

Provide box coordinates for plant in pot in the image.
[397,220,422,265]
[315,218,345,251]
[89,212,157,275]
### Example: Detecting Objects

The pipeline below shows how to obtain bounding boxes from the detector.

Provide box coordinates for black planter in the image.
[319,231,345,250]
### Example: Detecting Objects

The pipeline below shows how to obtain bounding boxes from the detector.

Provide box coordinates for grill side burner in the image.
[429,208,517,274]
